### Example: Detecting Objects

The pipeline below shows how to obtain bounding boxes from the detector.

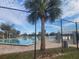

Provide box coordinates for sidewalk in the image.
[0,40,78,55]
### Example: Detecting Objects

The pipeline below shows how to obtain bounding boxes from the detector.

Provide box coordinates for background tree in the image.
[0,31,4,39]
[0,23,20,39]
[10,29,20,38]
[0,23,12,39]
[24,0,62,51]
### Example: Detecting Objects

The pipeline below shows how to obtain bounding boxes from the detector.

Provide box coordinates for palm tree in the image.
[24,0,62,51]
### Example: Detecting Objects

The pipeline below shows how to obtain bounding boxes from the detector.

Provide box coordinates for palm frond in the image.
[48,7,62,22]
[27,11,39,24]
[24,0,40,12]
[47,0,61,9]
[24,0,62,24]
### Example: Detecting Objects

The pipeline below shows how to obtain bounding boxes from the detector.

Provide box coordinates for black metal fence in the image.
[0,5,79,59]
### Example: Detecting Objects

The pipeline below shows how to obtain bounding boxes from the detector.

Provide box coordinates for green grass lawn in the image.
[0,47,79,59]
[56,51,79,59]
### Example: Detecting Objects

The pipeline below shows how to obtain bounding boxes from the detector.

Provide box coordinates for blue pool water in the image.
[0,37,38,45]
[18,39,34,45]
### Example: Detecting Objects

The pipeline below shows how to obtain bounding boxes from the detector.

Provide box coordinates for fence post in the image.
[60,19,63,48]
[75,22,78,49]
[34,21,37,59]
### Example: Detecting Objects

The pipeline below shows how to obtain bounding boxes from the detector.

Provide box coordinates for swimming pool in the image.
[0,37,38,46]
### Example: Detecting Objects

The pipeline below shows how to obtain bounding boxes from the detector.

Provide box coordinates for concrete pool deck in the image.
[0,40,78,55]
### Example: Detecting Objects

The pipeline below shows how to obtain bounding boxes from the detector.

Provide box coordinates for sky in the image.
[0,0,79,34]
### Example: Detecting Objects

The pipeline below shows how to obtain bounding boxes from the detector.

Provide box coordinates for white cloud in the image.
[63,23,75,27]
[0,0,25,10]
[74,17,79,22]
[61,0,79,19]
[46,25,60,29]
[0,0,29,26]
[0,8,27,25]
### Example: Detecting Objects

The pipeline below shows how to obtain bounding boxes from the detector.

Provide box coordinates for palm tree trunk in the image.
[40,16,45,51]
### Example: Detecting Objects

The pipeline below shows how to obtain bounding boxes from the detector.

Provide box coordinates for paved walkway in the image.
[0,40,78,55]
